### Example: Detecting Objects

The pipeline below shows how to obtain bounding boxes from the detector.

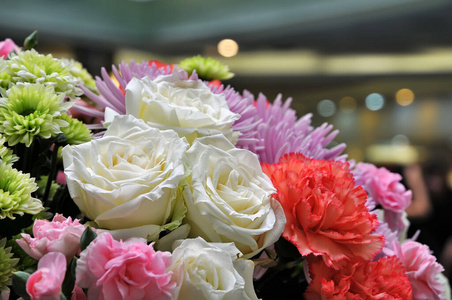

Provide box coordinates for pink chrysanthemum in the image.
[248,91,346,163]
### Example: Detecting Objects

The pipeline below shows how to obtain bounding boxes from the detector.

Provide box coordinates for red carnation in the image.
[305,255,413,299]
[261,153,384,268]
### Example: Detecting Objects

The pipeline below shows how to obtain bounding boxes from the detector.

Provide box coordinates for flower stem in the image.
[43,143,60,205]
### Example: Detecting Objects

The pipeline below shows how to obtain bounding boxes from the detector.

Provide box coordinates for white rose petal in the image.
[171,237,258,300]
[120,72,240,144]
[183,134,286,258]
[63,114,189,240]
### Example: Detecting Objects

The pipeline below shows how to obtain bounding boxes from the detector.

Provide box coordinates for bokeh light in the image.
[365,93,385,111]
[396,88,415,106]
[317,99,336,117]
[217,39,239,57]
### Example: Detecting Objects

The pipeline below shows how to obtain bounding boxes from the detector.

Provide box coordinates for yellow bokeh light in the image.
[218,39,239,57]
[396,88,415,106]
[339,96,356,113]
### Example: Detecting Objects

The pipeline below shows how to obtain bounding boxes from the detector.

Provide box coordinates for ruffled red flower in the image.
[261,153,384,268]
[305,255,413,299]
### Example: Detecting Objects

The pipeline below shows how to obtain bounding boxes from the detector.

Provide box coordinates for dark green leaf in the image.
[12,271,31,300]
[80,227,97,251]
[23,31,38,50]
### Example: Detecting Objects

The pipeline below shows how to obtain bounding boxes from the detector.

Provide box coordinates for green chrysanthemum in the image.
[0,83,72,147]
[0,71,11,90]
[0,161,43,219]
[0,135,18,166]
[62,59,98,92]
[0,59,11,89]
[58,113,92,145]
[0,238,19,292]
[178,55,234,81]
[6,49,82,99]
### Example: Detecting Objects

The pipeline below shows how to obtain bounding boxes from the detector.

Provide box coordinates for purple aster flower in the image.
[373,217,400,260]
[210,85,262,153]
[241,90,346,164]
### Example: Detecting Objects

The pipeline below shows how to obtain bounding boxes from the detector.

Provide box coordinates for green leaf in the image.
[23,31,38,50]
[61,258,76,298]
[12,271,31,300]
[80,227,97,251]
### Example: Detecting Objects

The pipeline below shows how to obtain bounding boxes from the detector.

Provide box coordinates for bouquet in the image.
[0,32,449,299]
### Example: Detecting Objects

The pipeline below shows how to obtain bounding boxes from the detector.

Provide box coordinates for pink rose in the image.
[384,240,446,299]
[26,252,66,300]
[0,38,19,58]
[76,232,176,300]
[16,214,86,261]
[354,162,412,213]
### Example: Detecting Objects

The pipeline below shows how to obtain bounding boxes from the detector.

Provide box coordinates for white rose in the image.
[183,135,286,258]
[171,237,258,300]
[62,114,189,240]
[113,71,240,144]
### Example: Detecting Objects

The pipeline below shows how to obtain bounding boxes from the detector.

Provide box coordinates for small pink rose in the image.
[26,252,67,300]
[0,38,19,58]
[16,214,86,261]
[76,232,176,300]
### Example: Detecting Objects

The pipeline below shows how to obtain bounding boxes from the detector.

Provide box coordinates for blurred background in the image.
[1,0,452,275]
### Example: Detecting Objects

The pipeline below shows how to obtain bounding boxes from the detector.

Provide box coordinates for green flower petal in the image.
[162,192,187,232]
[6,50,82,99]
[179,55,234,81]
[0,135,18,166]
[0,161,43,219]
[58,114,92,145]
[0,238,19,292]
[62,59,97,92]
[0,83,72,147]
